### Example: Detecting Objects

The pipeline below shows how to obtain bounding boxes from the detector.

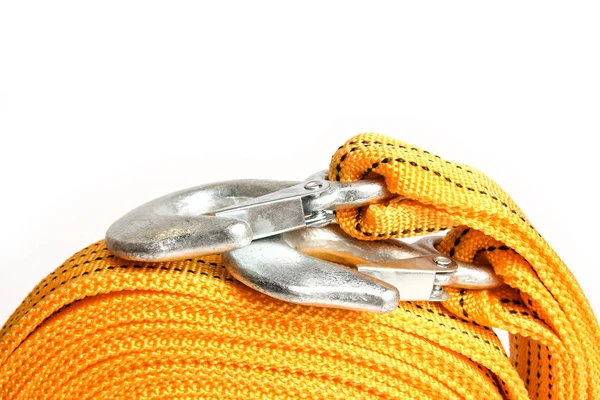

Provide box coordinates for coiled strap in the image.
[1,133,598,399]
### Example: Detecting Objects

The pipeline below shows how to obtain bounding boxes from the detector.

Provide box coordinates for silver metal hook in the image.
[105,172,393,261]
[223,225,503,313]
[105,179,296,261]
[105,174,503,313]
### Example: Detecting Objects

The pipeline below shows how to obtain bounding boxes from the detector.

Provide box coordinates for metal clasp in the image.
[224,226,503,313]
[106,173,503,313]
[105,171,392,261]
[213,171,393,239]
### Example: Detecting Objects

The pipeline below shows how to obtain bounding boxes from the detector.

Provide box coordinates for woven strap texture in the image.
[1,133,598,399]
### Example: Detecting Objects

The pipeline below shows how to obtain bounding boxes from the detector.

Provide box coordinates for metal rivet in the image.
[304,181,324,190]
[434,256,452,267]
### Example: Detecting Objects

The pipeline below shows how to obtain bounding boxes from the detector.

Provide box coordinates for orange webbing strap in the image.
[331,133,600,399]
[0,134,597,399]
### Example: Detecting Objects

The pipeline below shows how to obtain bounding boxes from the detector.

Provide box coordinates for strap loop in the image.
[331,133,600,399]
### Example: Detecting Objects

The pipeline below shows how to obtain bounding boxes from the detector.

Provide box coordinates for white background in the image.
[1,2,599,325]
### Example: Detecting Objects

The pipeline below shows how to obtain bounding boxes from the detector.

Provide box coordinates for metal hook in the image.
[106,174,502,313]
[105,172,393,261]
[223,225,503,313]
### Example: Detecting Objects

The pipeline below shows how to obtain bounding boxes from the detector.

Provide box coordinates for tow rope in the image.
[1,133,598,399]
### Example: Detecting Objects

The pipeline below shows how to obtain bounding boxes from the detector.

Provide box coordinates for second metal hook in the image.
[223,225,504,313]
